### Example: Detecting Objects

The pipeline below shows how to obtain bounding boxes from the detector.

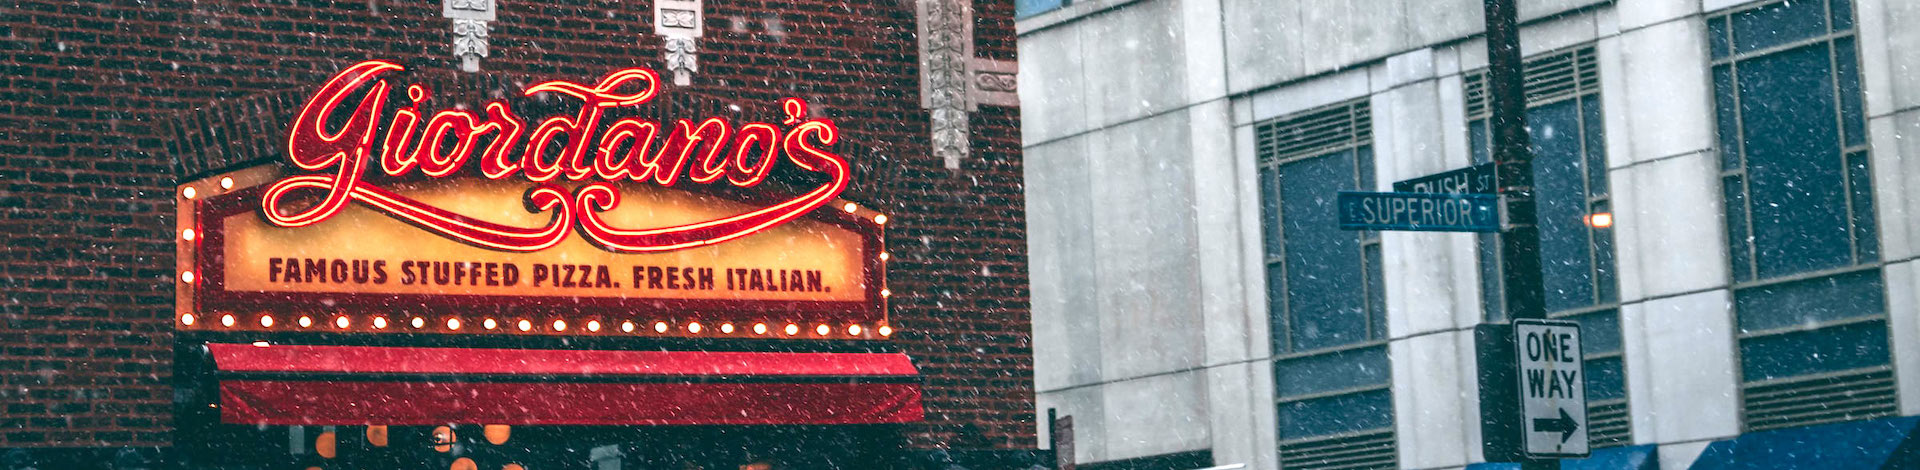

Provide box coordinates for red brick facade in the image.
[0,0,1030,459]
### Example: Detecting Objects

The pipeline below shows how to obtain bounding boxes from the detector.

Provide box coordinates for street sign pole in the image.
[1479,0,1567,467]
[1482,0,1543,325]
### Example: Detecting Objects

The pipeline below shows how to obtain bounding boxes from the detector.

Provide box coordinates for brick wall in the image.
[0,0,1030,453]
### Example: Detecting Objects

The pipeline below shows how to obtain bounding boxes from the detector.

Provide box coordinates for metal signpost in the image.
[1335,0,1587,466]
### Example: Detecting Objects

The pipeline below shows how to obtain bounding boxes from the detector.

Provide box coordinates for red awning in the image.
[208,343,923,426]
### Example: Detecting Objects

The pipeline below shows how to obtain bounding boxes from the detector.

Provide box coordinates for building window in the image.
[1463,47,1629,448]
[1709,0,1896,431]
[1257,100,1395,470]
[1016,0,1068,19]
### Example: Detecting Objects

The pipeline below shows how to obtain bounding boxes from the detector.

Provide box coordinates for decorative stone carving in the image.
[654,0,704,86]
[917,0,972,169]
[968,58,1018,108]
[443,0,496,72]
[663,36,698,86]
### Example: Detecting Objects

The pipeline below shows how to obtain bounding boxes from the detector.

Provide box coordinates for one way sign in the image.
[1515,319,1589,458]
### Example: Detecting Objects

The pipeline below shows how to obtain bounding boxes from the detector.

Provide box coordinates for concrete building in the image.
[1018,0,1920,468]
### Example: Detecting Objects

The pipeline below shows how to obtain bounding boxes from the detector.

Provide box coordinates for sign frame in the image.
[176,166,891,338]
[1336,191,1501,232]
[1392,162,1496,195]
[1513,318,1589,459]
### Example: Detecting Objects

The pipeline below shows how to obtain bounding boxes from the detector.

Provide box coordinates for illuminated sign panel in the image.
[176,61,890,339]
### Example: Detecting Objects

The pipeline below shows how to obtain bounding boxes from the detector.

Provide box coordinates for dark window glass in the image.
[1015,0,1067,19]
[1278,388,1394,439]
[1831,0,1854,31]
[1837,39,1865,147]
[1261,167,1283,259]
[1731,0,1828,55]
[1739,320,1890,382]
[1709,16,1732,59]
[1591,200,1618,304]
[1714,65,1742,171]
[1268,263,1289,349]
[1737,44,1853,278]
[1479,232,1505,323]
[1470,83,1612,317]
[1582,98,1609,197]
[1724,175,1753,281]
[1585,356,1627,401]
[1848,152,1878,261]
[1532,100,1598,313]
[1469,121,1492,165]
[1260,102,1392,446]
[1733,269,1884,334]
[1366,243,1386,338]
[1568,309,1622,355]
[1273,346,1391,398]
[1279,150,1369,351]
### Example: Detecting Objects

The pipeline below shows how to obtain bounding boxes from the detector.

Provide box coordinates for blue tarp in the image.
[1464,444,1657,470]
[1689,416,1919,470]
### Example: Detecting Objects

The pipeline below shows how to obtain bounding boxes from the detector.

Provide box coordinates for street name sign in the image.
[1393,162,1496,195]
[1336,191,1500,232]
[1514,318,1588,458]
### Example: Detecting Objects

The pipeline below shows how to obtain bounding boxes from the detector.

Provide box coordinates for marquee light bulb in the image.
[753,323,768,335]
[878,325,893,337]
[881,288,891,297]
[180,313,195,326]
[220,314,235,327]
[259,315,274,328]
[181,229,196,241]
[816,324,831,335]
[484,318,497,330]
[447,318,461,330]
[843,202,858,213]
[219,177,234,189]
[298,316,312,328]
[688,322,703,334]
[873,214,888,225]
[335,316,350,329]
[180,271,195,283]
[552,319,567,331]
[879,252,889,261]
[785,324,799,336]
[587,320,601,332]
[621,321,635,333]
[848,324,862,336]
[517,319,532,332]
[372,316,388,329]
[181,187,196,199]
[720,323,735,334]
[410,317,425,329]
[655,321,669,333]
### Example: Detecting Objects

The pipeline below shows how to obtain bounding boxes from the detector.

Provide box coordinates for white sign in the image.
[1514,319,1589,458]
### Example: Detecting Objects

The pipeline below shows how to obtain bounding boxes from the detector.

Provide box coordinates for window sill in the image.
[1015,0,1148,35]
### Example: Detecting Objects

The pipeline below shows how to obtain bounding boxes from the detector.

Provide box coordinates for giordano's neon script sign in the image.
[267,60,849,252]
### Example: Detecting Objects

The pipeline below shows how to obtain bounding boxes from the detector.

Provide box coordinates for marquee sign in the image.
[175,61,891,340]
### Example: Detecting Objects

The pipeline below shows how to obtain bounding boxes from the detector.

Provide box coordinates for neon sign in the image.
[265,60,850,252]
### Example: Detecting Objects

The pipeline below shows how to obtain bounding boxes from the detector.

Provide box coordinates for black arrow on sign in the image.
[1532,408,1579,444]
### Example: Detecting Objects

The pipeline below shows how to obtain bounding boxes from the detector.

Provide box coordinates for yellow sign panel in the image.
[176,167,888,339]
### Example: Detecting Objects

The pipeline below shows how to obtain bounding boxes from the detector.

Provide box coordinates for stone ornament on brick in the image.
[654,0,703,86]
[916,0,971,169]
[443,0,497,72]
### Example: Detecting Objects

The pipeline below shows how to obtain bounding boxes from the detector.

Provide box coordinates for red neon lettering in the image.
[264,61,852,253]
